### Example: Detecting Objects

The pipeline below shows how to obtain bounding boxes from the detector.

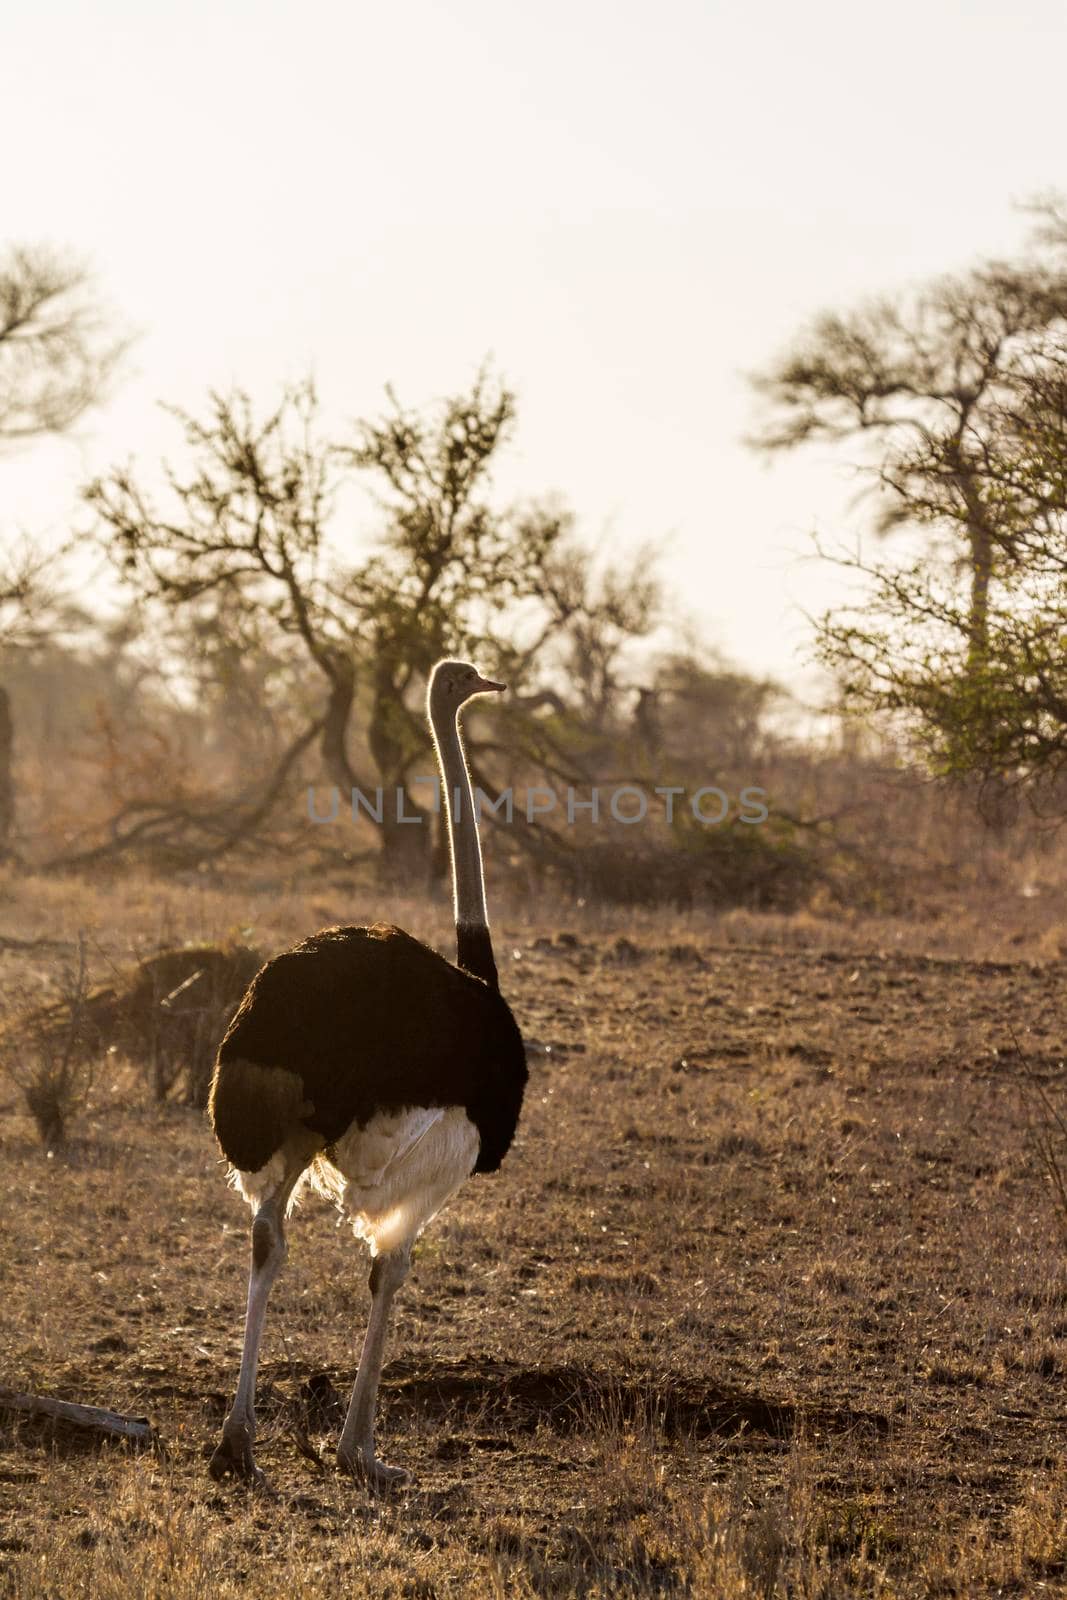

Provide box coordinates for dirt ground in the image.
[0,875,1065,1597]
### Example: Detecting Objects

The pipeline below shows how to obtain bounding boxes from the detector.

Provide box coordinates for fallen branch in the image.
[39,716,325,874]
[0,1386,155,1445]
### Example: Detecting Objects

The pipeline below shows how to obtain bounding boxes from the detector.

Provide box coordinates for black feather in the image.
[457,921,499,989]
[209,924,526,1176]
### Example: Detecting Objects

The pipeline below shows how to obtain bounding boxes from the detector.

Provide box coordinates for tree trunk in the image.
[967,521,994,667]
[0,686,13,859]
[964,515,1014,828]
[320,655,358,790]
[368,659,432,886]
[378,795,432,885]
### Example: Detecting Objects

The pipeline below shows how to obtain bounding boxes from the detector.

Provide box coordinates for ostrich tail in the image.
[208,1057,310,1174]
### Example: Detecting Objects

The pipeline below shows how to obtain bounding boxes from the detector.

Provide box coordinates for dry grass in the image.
[2,940,263,1110]
[0,871,1066,1596]
[3,936,95,1148]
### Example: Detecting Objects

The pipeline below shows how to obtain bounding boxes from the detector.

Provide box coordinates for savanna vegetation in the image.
[2,208,1067,1596]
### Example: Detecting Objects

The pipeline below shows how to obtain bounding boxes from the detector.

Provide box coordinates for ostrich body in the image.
[207,661,527,1489]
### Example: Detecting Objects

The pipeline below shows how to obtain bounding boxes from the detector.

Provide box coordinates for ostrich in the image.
[207,660,527,1489]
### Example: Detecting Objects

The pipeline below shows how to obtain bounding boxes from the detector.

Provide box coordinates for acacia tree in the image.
[800,337,1067,803]
[0,244,128,854]
[750,205,1067,804]
[87,374,661,878]
[338,375,561,874]
[343,382,662,869]
[0,245,127,444]
[0,545,58,856]
[750,213,1067,665]
[88,383,351,757]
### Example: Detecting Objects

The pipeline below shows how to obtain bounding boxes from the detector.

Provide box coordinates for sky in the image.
[4,0,1067,691]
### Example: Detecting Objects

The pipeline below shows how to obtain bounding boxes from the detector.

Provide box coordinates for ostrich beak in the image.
[474,675,506,694]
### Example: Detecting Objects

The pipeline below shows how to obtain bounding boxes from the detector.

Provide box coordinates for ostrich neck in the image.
[433,705,499,989]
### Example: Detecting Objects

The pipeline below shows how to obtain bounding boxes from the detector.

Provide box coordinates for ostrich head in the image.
[428,659,506,715]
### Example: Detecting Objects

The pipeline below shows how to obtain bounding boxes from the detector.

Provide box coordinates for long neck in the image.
[432,702,499,989]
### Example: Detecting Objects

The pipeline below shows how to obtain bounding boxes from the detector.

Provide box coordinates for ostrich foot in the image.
[336,1444,410,1491]
[208,1422,269,1491]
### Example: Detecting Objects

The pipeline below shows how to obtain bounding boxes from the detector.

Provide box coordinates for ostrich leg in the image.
[336,1248,411,1488]
[209,1160,307,1487]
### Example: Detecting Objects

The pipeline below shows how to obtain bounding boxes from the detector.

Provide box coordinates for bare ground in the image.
[0,875,1066,1596]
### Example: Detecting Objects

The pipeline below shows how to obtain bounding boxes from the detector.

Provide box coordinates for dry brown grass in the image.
[2,940,263,1110]
[0,871,1066,1596]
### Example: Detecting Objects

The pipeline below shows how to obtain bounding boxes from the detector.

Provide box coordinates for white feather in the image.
[232,1105,479,1258]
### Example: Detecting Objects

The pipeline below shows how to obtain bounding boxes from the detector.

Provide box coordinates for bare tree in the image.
[87,383,352,774]
[0,244,127,852]
[749,207,1067,665]
[87,374,664,880]
[0,539,85,859]
[0,244,127,445]
[749,205,1067,805]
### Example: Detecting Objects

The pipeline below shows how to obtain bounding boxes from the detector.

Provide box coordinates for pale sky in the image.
[4,0,1066,688]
